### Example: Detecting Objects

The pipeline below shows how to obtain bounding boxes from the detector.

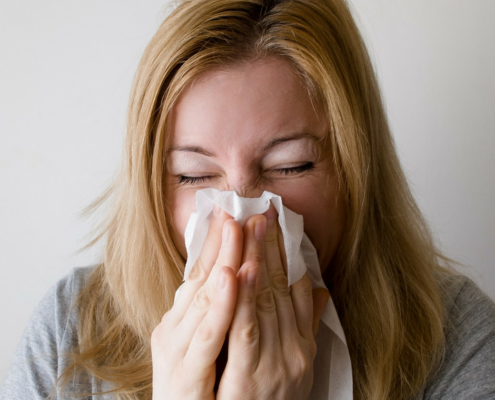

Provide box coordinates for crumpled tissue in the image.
[181,188,353,399]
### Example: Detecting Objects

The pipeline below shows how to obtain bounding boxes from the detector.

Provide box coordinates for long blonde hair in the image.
[59,0,448,398]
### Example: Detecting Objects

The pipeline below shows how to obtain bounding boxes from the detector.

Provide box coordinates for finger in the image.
[312,288,330,338]
[228,261,260,372]
[203,219,243,298]
[262,204,298,337]
[174,206,236,316]
[184,267,238,372]
[289,273,314,340]
[277,221,288,275]
[190,205,232,280]
[242,215,280,348]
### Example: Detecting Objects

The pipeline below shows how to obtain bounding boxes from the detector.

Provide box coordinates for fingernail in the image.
[213,204,221,217]
[222,223,230,244]
[218,270,227,289]
[247,267,257,285]
[254,218,266,241]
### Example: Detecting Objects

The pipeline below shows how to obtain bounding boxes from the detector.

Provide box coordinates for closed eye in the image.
[177,175,214,185]
[176,162,314,185]
[275,162,315,175]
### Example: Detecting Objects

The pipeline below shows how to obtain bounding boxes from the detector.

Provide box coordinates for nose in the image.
[224,169,264,198]
[233,185,264,198]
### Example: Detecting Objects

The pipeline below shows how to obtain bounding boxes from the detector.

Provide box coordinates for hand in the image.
[151,206,243,400]
[217,205,330,400]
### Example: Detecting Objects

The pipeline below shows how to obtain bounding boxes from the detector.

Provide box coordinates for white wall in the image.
[1,0,494,383]
[349,0,495,288]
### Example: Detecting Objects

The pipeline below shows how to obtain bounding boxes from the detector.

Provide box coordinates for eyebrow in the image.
[166,133,320,156]
[261,133,320,151]
[166,146,213,156]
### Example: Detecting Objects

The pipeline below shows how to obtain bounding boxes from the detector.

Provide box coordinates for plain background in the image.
[1,0,494,382]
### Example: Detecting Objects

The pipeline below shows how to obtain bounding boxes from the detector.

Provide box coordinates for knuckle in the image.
[264,230,279,247]
[192,287,211,312]
[269,270,290,297]
[188,260,208,282]
[256,287,276,314]
[243,285,257,305]
[236,322,259,345]
[298,277,313,300]
[291,347,312,378]
[196,320,215,343]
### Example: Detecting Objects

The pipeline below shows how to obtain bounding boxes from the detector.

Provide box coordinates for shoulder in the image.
[17,265,96,354]
[423,270,495,399]
[28,266,96,347]
[437,271,495,345]
[51,265,96,318]
[0,266,98,400]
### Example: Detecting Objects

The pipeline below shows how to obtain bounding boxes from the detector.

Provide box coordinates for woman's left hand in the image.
[216,205,330,400]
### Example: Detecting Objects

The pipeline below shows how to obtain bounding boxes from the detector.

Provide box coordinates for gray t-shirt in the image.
[1,266,495,399]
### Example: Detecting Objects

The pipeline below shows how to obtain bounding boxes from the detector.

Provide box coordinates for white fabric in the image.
[182,188,353,399]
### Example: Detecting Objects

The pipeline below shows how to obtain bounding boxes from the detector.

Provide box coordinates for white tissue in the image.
[182,188,353,399]
[183,188,324,288]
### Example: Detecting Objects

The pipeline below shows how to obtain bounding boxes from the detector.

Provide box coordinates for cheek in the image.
[167,187,198,258]
[270,176,346,271]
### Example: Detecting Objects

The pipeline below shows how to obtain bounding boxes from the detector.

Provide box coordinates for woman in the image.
[1,0,494,398]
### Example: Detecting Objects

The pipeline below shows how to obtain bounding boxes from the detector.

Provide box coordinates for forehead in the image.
[167,57,327,151]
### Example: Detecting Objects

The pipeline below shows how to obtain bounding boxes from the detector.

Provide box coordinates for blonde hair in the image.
[59,0,448,398]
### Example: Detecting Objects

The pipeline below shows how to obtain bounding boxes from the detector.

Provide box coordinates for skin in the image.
[152,57,347,399]
[165,57,346,274]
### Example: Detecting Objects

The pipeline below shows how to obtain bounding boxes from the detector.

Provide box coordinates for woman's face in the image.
[165,57,346,274]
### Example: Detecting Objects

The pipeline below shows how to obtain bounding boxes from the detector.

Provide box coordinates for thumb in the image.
[312,288,330,338]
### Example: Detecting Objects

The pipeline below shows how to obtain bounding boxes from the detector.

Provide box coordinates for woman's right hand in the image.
[151,206,243,400]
